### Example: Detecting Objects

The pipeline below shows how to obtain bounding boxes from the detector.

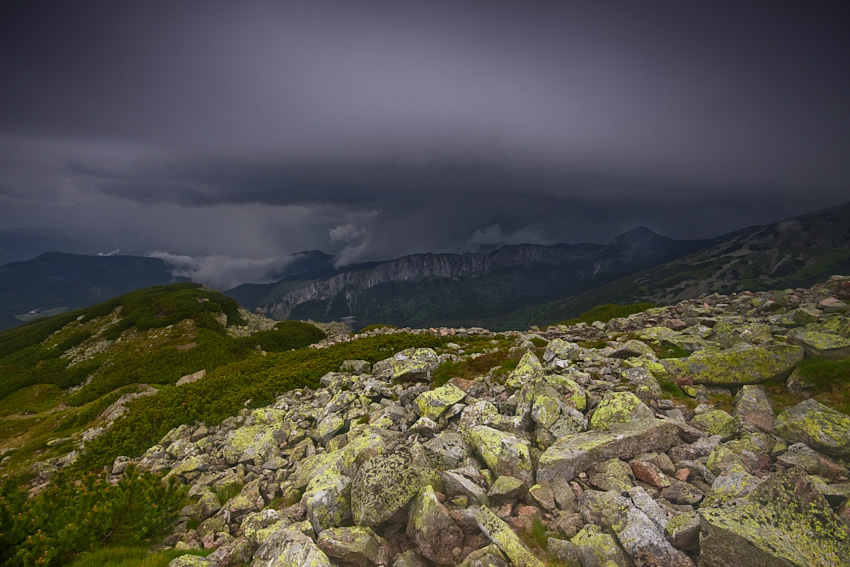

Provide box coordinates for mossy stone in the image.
[692,410,740,440]
[661,344,803,385]
[699,469,850,567]
[775,399,850,456]
[589,392,654,431]
[415,383,466,420]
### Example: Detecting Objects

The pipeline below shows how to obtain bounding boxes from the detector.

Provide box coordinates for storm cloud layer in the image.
[1,2,848,284]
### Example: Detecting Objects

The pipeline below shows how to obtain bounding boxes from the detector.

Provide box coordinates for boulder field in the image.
[89,277,850,566]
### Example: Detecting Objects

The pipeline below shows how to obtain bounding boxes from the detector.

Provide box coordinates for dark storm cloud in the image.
[1,1,849,275]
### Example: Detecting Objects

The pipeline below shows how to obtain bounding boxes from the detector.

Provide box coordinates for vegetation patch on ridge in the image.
[0,466,186,567]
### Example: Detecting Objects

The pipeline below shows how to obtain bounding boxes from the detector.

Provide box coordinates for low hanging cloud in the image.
[147,251,295,290]
[329,223,368,244]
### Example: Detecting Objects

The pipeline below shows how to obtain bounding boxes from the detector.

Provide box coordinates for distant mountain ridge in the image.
[3,201,849,332]
[229,226,708,328]
[507,200,850,326]
[0,253,179,330]
[0,228,104,266]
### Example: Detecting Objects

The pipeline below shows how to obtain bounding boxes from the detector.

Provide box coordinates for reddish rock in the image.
[630,460,671,488]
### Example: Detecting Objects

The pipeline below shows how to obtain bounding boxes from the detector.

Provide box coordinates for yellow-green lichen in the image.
[661,344,803,385]
[507,351,544,390]
[589,392,654,431]
[415,383,466,420]
[692,410,740,439]
[463,425,533,484]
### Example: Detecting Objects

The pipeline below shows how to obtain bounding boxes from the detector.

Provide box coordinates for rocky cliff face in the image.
[47,275,850,567]
[263,230,701,321]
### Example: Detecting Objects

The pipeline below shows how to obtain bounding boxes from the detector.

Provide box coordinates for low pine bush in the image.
[0,466,186,567]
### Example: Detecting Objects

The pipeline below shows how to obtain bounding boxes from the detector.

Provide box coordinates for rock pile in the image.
[117,276,850,566]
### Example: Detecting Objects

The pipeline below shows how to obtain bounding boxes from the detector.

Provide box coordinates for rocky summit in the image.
[26,276,850,566]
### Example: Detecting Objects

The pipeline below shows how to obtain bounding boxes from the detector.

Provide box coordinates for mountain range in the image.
[228,227,706,329]
[1,201,849,331]
[229,201,850,329]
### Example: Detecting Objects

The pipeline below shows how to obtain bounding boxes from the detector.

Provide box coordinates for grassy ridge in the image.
[0,284,331,477]
[0,284,327,405]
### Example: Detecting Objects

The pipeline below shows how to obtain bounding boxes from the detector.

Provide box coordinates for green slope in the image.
[0,283,326,475]
[503,202,850,326]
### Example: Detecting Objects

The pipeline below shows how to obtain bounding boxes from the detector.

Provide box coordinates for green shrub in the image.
[232,321,326,352]
[54,331,94,352]
[431,350,519,388]
[0,284,250,403]
[0,466,186,567]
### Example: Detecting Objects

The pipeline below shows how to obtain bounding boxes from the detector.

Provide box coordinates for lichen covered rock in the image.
[537,419,679,483]
[661,344,803,385]
[691,410,740,440]
[414,383,466,420]
[301,464,352,532]
[733,385,775,432]
[788,329,850,359]
[569,524,632,567]
[699,469,850,567]
[255,527,333,567]
[774,399,850,456]
[589,392,655,431]
[351,449,426,526]
[316,526,389,566]
[506,351,545,390]
[372,348,439,383]
[407,485,464,565]
[463,425,533,485]
[579,487,694,567]
[474,505,546,567]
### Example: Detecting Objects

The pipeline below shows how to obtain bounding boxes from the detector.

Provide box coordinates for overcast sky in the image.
[1,2,848,285]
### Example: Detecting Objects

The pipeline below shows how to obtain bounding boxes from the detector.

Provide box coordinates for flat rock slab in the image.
[537,419,679,484]
[788,329,850,359]
[661,344,803,385]
[699,469,850,567]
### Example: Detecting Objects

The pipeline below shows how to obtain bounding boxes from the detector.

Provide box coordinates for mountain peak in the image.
[608,226,669,248]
